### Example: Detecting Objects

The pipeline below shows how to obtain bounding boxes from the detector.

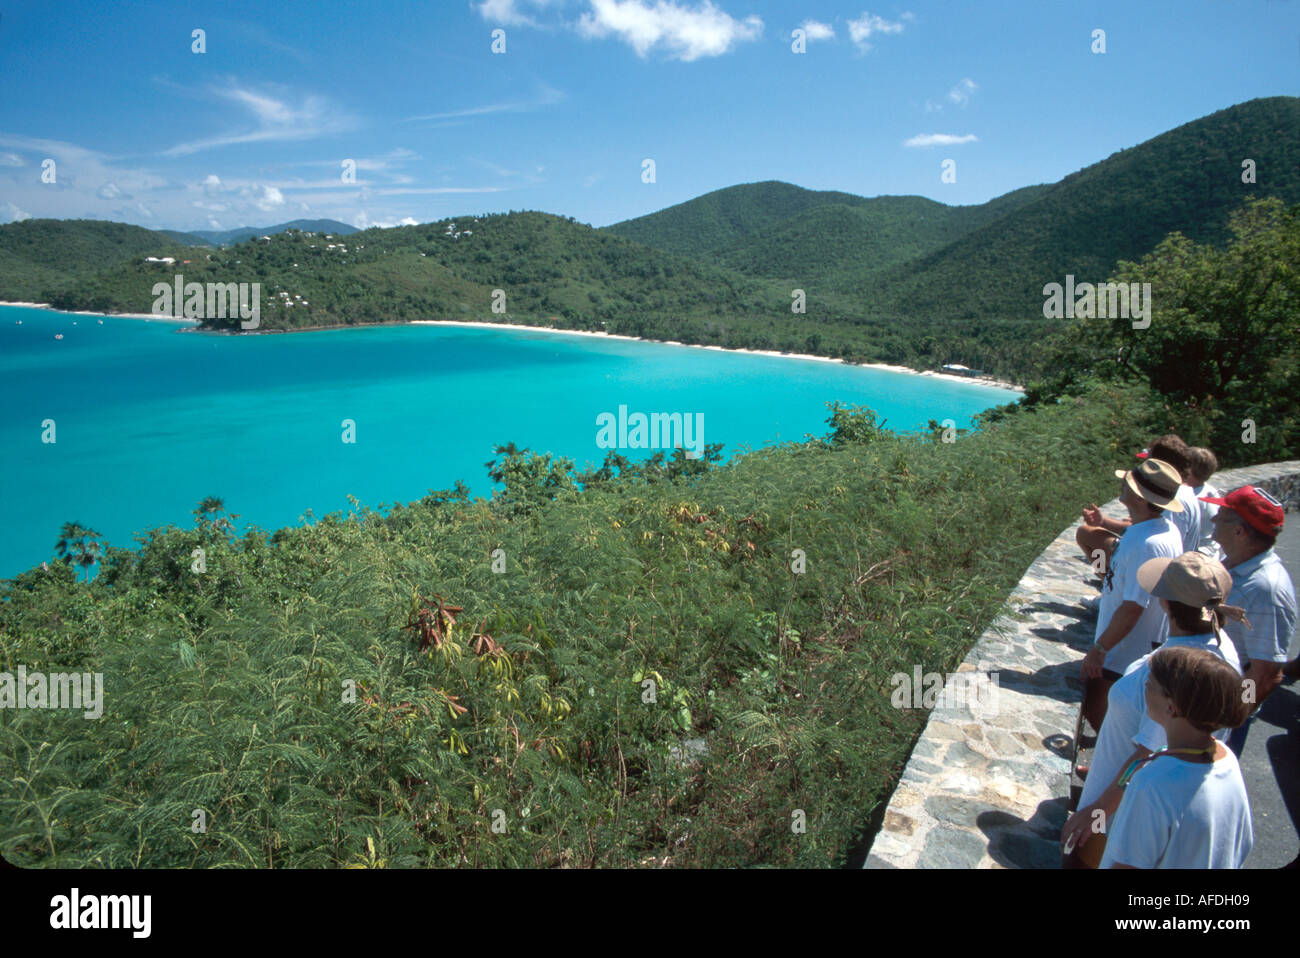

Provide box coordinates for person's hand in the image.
[1083,504,1102,527]
[1081,645,1107,679]
[1062,805,1102,853]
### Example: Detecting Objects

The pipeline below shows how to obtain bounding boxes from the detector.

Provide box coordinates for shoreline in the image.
[0,300,194,323]
[1,301,1022,392]
[414,320,1024,392]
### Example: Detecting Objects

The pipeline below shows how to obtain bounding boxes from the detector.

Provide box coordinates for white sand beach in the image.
[413,320,1024,392]
[0,301,193,322]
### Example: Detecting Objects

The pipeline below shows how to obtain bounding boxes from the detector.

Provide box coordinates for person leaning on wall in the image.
[1079,458,1185,733]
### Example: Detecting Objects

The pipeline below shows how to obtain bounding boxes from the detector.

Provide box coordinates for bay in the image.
[0,304,1020,579]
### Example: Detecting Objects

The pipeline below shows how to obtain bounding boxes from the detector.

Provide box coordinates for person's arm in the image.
[1061,744,1153,849]
[1243,659,1285,706]
[1082,601,1144,678]
[1082,505,1130,535]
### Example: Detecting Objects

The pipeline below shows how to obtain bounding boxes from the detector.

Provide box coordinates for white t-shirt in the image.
[1221,548,1299,664]
[1078,632,1240,811]
[1170,484,1202,554]
[1098,515,1184,674]
[1192,483,1223,560]
[1100,747,1253,869]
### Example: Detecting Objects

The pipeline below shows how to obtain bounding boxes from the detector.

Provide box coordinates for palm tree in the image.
[485,442,523,483]
[54,521,105,581]
[194,496,238,534]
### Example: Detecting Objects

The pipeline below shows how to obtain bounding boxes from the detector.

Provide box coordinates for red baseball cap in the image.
[1201,485,1285,537]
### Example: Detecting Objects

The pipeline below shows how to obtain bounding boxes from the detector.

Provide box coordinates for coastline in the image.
[414,320,1024,393]
[1,301,1021,392]
[0,300,194,323]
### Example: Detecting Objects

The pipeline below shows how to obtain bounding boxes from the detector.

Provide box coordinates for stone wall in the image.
[864,460,1300,869]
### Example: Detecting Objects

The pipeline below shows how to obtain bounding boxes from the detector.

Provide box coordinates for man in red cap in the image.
[1204,485,1298,754]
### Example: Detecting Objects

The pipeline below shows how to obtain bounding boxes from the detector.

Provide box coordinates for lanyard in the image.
[1117,744,1217,789]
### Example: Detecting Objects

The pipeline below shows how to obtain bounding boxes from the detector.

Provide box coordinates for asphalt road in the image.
[1241,519,1300,869]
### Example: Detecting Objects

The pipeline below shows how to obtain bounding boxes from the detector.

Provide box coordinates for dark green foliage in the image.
[0,219,202,303]
[1056,197,1300,464]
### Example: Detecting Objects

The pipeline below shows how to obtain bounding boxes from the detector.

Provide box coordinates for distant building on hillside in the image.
[941,363,983,377]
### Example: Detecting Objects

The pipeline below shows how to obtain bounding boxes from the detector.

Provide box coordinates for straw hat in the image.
[1115,458,1183,511]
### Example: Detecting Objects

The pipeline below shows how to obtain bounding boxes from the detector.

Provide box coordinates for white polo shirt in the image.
[1169,484,1202,554]
[1097,515,1184,674]
[1099,748,1253,869]
[1221,548,1298,664]
[1078,631,1240,811]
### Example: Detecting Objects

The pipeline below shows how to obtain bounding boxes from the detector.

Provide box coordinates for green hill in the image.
[871,96,1300,326]
[605,181,880,258]
[605,181,1054,283]
[0,219,200,302]
[189,218,360,247]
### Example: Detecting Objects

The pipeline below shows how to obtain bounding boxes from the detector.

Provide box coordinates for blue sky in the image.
[0,0,1297,231]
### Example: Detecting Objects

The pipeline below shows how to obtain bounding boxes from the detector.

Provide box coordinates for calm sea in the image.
[0,305,1019,579]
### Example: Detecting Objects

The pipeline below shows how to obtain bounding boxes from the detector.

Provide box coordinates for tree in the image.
[54,521,105,581]
[1064,198,1300,462]
[194,496,238,534]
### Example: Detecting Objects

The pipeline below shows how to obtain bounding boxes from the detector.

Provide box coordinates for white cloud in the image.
[97,182,127,200]
[117,202,154,220]
[475,0,555,26]
[903,133,978,148]
[404,84,564,123]
[354,211,419,229]
[947,77,977,107]
[240,184,285,211]
[202,174,223,195]
[162,83,356,157]
[847,12,906,51]
[0,152,24,167]
[800,20,835,41]
[577,0,764,61]
[1,200,31,223]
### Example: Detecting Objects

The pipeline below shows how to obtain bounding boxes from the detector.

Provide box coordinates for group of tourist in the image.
[1059,435,1297,869]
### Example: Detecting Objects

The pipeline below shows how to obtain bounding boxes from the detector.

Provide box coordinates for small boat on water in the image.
[54,333,63,340]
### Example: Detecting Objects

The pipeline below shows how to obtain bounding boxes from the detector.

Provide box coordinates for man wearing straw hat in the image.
[1079,458,1185,731]
[1203,485,1297,754]
[1062,551,1245,867]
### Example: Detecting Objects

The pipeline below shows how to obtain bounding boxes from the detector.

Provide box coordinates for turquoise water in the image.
[0,305,1019,579]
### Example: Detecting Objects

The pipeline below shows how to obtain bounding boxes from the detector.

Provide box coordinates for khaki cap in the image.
[1137,552,1232,607]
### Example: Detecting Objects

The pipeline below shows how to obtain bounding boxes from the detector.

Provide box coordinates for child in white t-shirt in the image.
[1187,446,1223,561]
[1100,644,1253,869]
